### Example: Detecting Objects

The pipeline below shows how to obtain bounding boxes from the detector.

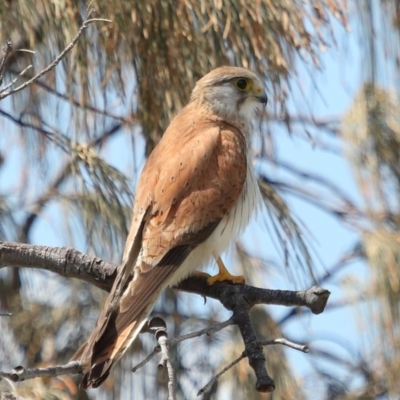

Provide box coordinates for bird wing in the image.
[77,106,248,389]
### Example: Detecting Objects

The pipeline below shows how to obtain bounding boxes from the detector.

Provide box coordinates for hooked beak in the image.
[255,93,268,104]
[253,86,268,104]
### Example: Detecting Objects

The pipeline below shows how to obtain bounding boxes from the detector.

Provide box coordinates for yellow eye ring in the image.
[234,78,252,91]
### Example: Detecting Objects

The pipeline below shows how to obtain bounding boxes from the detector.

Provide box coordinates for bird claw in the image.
[207,272,245,285]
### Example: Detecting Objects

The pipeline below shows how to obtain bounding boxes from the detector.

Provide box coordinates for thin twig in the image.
[168,318,234,347]
[131,347,160,373]
[273,159,359,211]
[262,111,340,136]
[0,109,71,151]
[15,49,36,55]
[86,18,112,23]
[0,119,122,242]
[0,40,13,85]
[197,353,246,396]
[9,70,135,123]
[0,311,12,316]
[132,318,234,373]
[259,338,309,353]
[0,7,111,100]
[0,65,32,93]
[197,337,308,396]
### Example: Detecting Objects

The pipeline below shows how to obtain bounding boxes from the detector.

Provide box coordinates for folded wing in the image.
[75,105,248,389]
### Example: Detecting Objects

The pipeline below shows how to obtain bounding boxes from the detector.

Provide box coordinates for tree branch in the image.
[0,317,307,394]
[175,275,330,315]
[147,317,174,400]
[0,40,13,86]
[132,317,235,374]
[0,241,330,313]
[198,338,308,396]
[0,241,116,291]
[0,240,330,394]
[7,70,136,124]
[0,5,111,100]
[0,362,81,382]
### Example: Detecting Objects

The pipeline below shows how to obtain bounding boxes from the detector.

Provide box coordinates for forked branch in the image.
[0,240,330,395]
[0,2,111,100]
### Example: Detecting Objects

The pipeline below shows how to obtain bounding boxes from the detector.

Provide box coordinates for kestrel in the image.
[74,66,267,389]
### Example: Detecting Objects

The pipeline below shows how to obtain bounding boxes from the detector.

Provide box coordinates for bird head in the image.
[190,66,268,121]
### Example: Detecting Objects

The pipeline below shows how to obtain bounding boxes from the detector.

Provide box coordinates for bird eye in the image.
[234,78,251,91]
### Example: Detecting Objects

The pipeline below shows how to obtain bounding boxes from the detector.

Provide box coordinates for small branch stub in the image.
[147,317,175,400]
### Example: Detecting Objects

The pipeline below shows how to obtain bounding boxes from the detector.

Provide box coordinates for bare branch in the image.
[0,328,307,396]
[0,108,74,151]
[8,71,136,123]
[149,318,175,400]
[131,347,160,373]
[133,317,235,373]
[0,64,32,94]
[197,353,246,396]
[168,318,234,347]
[198,338,308,396]
[176,275,330,315]
[232,304,275,393]
[0,241,330,313]
[0,241,116,291]
[259,338,309,352]
[134,320,308,397]
[85,18,112,24]
[263,111,340,136]
[0,40,13,86]
[0,362,81,382]
[0,311,12,317]
[15,49,36,55]
[0,7,111,100]
[0,240,330,394]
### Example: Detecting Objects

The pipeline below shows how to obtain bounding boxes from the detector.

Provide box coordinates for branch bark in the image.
[0,241,330,313]
[0,362,81,382]
[0,241,116,291]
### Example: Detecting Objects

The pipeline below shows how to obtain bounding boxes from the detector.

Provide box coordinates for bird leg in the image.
[207,256,245,285]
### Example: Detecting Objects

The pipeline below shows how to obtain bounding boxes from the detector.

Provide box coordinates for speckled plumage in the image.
[75,66,267,389]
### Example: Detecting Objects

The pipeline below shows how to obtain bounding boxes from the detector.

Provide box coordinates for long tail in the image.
[72,261,180,389]
[80,300,157,388]
[72,231,192,389]
[77,285,158,388]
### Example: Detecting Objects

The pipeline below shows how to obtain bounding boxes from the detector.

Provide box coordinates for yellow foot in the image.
[206,257,245,285]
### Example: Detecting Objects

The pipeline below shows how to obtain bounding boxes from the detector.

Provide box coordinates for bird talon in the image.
[207,256,245,285]
[207,273,245,285]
